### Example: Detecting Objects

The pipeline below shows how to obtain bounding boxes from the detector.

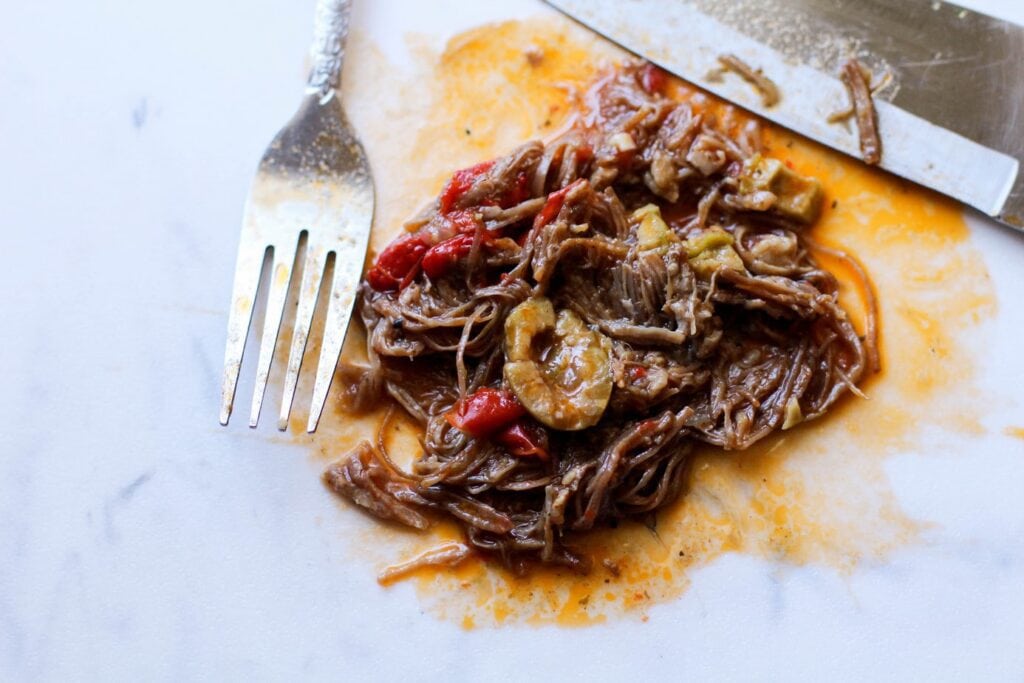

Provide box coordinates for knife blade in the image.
[543,0,1024,231]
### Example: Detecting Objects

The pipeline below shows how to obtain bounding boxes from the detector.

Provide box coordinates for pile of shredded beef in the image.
[325,62,878,574]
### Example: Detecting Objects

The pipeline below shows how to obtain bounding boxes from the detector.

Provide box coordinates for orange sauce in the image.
[272,18,999,628]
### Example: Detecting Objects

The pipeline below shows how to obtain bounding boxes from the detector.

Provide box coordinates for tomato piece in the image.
[494,420,549,460]
[640,63,668,95]
[366,233,429,291]
[422,234,476,279]
[439,160,496,214]
[446,388,526,437]
[533,178,587,230]
[575,143,594,165]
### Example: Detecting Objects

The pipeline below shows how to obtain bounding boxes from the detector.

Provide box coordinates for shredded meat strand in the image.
[377,542,473,585]
[827,69,893,124]
[838,59,882,165]
[716,54,781,107]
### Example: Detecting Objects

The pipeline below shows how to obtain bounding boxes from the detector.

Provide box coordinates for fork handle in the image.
[306,0,353,103]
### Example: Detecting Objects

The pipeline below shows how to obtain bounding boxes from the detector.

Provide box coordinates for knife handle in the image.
[306,0,353,102]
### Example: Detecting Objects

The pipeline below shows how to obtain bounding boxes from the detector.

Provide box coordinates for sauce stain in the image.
[280,18,998,628]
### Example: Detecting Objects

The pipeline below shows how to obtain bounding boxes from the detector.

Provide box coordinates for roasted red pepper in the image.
[446,388,526,437]
[440,160,533,214]
[422,233,476,279]
[365,233,429,291]
[494,420,549,460]
[533,178,587,230]
[640,63,668,95]
[439,160,496,214]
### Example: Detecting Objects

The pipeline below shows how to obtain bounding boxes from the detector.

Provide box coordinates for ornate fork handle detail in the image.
[306,0,352,103]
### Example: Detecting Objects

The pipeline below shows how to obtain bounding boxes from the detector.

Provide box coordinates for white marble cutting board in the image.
[2,0,1024,680]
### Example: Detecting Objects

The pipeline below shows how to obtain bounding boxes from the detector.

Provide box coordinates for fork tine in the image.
[219,241,270,425]
[277,244,328,430]
[306,256,359,433]
[247,238,300,427]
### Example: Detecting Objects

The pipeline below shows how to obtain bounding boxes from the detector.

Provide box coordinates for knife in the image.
[542,0,1024,231]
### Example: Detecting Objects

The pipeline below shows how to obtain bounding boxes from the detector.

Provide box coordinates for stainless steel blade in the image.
[543,0,1024,230]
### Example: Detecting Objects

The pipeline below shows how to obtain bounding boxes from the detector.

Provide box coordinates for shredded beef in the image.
[325,62,878,572]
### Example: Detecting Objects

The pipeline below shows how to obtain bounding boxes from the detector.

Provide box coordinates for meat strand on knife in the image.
[714,53,781,107]
[838,59,882,165]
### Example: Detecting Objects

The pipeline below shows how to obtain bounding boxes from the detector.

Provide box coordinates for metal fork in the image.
[219,0,374,433]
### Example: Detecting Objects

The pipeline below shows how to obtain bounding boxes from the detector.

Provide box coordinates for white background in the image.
[2,1,1024,681]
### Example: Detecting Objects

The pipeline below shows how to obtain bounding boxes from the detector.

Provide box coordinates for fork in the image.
[219,0,374,433]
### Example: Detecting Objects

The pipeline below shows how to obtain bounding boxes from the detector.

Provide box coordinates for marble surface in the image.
[3,0,1024,680]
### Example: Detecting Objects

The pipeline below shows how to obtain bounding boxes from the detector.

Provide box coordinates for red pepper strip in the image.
[439,160,496,214]
[366,233,429,291]
[628,366,647,381]
[422,233,476,279]
[640,63,668,95]
[446,388,526,437]
[533,178,587,230]
[494,420,549,460]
